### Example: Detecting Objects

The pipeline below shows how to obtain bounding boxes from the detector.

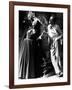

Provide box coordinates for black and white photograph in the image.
[9,1,70,88]
[18,11,63,79]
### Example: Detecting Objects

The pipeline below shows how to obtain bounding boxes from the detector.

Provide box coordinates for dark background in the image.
[19,11,63,45]
[19,11,63,76]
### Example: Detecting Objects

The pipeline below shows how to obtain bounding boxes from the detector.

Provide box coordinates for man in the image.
[47,15,63,77]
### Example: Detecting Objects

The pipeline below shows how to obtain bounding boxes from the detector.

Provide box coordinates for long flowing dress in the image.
[19,38,35,79]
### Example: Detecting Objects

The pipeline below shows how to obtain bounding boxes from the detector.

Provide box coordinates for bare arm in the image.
[56,25,62,35]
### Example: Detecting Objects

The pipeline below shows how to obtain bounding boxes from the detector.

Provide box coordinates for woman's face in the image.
[28,15,31,20]
[28,11,35,20]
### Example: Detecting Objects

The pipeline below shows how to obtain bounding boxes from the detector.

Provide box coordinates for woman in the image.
[19,29,35,79]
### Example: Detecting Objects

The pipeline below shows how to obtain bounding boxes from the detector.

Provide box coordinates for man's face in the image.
[49,16,54,24]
